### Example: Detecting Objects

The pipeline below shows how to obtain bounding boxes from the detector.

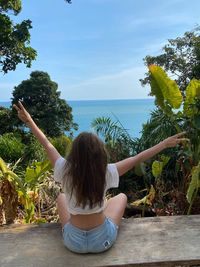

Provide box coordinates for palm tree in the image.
[91,116,139,161]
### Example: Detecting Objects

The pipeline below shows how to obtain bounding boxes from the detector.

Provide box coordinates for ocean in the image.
[0,99,155,138]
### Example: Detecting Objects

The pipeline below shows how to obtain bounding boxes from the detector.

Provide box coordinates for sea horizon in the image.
[0,99,155,138]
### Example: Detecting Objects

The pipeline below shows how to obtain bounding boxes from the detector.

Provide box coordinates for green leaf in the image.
[149,65,183,110]
[186,162,200,204]
[160,155,170,166]
[25,160,51,185]
[152,160,164,179]
[0,157,8,174]
[184,79,200,116]
[194,115,200,130]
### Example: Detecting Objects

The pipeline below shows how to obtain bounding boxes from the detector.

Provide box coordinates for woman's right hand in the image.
[13,101,33,124]
[161,132,189,148]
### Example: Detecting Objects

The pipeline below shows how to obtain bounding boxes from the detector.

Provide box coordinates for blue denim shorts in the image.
[62,218,118,254]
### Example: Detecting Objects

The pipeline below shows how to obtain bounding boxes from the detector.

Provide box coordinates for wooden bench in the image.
[0,215,200,267]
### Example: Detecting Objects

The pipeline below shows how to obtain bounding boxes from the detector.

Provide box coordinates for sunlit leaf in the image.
[25,160,51,185]
[131,185,155,206]
[184,79,200,116]
[186,162,200,204]
[148,65,183,110]
[0,158,8,174]
[152,160,163,179]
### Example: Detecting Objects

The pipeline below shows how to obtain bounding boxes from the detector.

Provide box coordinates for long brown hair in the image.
[64,132,108,208]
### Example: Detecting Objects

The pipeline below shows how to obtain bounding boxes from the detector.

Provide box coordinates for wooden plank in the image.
[0,215,199,267]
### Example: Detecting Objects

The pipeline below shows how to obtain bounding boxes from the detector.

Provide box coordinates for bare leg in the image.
[104,193,127,226]
[56,193,71,228]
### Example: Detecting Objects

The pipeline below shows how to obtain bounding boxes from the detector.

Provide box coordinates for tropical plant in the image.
[0,156,54,224]
[140,27,200,93]
[148,65,200,214]
[0,157,24,224]
[21,160,52,223]
[139,109,178,150]
[50,135,72,158]
[92,116,139,161]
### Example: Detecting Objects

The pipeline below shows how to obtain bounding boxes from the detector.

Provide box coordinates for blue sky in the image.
[1,0,200,101]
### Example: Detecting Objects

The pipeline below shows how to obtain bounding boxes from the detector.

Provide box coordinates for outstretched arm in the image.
[13,101,60,167]
[116,132,187,176]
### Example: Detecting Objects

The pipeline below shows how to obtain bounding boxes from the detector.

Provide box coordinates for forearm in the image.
[116,141,166,176]
[133,141,166,165]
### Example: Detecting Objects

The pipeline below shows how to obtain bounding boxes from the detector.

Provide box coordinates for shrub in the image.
[50,135,72,157]
[0,133,25,163]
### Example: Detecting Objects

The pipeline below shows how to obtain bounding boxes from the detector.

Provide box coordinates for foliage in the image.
[0,157,24,224]
[131,185,155,206]
[50,135,72,158]
[186,162,200,212]
[92,116,138,161]
[22,134,47,165]
[149,64,183,111]
[0,156,54,224]
[152,155,170,179]
[0,0,37,73]
[139,109,178,150]
[25,160,51,190]
[0,132,25,162]
[11,71,78,137]
[0,0,22,14]
[148,65,200,213]
[140,27,200,93]
[0,106,13,134]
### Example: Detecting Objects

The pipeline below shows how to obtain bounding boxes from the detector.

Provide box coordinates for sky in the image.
[1,0,200,101]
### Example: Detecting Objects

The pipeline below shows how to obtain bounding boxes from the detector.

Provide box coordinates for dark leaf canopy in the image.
[140,27,200,94]
[0,0,36,73]
[11,71,77,137]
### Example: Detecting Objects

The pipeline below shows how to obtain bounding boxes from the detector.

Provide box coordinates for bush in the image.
[50,135,72,158]
[0,133,25,162]
[22,134,47,165]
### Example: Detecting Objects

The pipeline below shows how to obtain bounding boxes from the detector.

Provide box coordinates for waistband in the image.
[63,217,115,235]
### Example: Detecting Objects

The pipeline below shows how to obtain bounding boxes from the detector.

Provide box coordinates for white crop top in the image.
[54,157,119,215]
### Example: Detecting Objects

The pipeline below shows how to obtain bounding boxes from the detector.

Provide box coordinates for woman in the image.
[13,101,186,253]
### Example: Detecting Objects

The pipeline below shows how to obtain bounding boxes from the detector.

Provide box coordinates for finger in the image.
[177,138,190,143]
[13,104,20,112]
[18,101,26,111]
[174,132,187,138]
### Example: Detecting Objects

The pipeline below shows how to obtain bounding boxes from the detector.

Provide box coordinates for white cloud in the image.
[61,66,151,100]
[123,13,195,33]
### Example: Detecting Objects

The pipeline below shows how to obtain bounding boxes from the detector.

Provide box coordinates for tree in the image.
[0,106,14,134]
[140,27,200,93]
[0,0,37,73]
[12,71,78,137]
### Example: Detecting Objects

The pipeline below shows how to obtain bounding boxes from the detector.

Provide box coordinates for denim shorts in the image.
[62,218,118,254]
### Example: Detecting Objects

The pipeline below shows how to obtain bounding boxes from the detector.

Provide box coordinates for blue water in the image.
[0,99,155,138]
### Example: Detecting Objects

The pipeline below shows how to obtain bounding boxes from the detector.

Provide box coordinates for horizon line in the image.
[0,97,155,103]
